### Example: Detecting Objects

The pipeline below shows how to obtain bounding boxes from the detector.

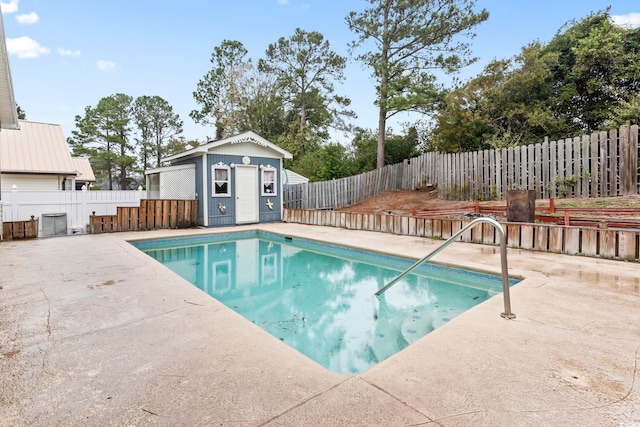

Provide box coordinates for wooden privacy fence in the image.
[283,209,640,262]
[284,154,439,209]
[283,125,639,209]
[2,217,39,241]
[439,124,639,201]
[90,199,197,234]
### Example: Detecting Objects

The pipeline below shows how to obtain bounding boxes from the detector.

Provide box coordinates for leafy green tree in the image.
[431,57,542,151]
[351,128,378,173]
[133,96,183,170]
[232,68,295,143]
[259,28,355,157]
[347,0,488,168]
[191,40,254,139]
[16,104,25,119]
[542,11,640,133]
[431,10,640,152]
[68,94,136,189]
[351,126,421,172]
[385,126,421,164]
[192,40,288,142]
[605,93,640,127]
[164,137,201,157]
[314,143,356,181]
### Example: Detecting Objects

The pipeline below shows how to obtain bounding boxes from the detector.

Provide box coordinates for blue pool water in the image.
[133,232,517,373]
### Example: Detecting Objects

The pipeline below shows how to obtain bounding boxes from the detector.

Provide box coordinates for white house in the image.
[0,11,20,240]
[0,120,95,192]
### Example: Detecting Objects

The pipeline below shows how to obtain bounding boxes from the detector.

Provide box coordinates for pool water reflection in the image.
[134,232,514,373]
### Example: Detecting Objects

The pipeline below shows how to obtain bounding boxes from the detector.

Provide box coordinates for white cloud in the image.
[96,60,115,70]
[57,47,81,57]
[0,0,18,14]
[277,0,288,5]
[612,12,640,29]
[6,36,50,58]
[16,11,37,24]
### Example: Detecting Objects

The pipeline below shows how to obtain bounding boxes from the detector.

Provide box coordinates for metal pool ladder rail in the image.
[375,217,516,320]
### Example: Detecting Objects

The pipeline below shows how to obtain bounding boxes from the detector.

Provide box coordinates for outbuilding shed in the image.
[146,131,293,227]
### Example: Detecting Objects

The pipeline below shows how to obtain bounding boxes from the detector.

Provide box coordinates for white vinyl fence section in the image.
[2,190,145,236]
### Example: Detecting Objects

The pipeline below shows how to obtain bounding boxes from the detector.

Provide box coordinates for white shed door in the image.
[235,166,259,224]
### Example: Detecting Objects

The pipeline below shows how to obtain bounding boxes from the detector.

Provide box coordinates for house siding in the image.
[154,132,292,228]
[208,154,237,227]
[1,174,61,192]
[206,154,283,227]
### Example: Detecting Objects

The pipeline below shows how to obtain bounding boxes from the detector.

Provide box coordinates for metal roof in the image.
[0,120,77,174]
[71,157,96,182]
[0,12,19,130]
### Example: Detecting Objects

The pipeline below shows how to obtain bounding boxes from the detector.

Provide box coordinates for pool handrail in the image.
[375,217,516,320]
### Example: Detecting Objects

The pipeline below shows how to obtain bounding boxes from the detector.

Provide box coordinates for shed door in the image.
[235,165,259,224]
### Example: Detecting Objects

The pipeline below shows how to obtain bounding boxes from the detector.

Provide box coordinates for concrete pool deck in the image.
[1,223,639,426]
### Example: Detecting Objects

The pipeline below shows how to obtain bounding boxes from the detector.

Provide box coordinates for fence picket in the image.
[281,126,638,209]
[610,129,618,195]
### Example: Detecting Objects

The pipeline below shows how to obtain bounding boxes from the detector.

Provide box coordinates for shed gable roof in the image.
[163,131,293,163]
[0,120,77,174]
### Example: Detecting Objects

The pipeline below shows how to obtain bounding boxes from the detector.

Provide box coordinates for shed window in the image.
[262,167,277,195]
[212,164,230,196]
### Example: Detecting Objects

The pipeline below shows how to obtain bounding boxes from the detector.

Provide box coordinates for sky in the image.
[1,0,639,145]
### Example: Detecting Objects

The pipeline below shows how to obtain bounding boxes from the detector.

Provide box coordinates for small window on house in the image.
[262,167,277,195]
[212,164,230,196]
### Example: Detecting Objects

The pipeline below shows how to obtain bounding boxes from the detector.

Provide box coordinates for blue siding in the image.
[256,156,283,223]
[208,154,237,227]
[205,154,283,227]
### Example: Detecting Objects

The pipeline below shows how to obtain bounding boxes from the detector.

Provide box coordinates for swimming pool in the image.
[133,231,517,373]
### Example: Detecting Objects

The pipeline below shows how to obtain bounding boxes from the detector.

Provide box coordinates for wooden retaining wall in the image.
[90,199,197,234]
[282,209,640,262]
[2,217,39,241]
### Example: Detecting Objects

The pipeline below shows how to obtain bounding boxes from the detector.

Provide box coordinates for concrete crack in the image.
[40,288,53,376]
[363,379,440,426]
[593,343,639,408]
[40,288,52,338]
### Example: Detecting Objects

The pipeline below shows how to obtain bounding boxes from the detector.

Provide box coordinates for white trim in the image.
[234,165,259,225]
[211,163,231,197]
[0,13,19,130]
[202,153,208,226]
[279,159,284,215]
[260,165,277,196]
[145,163,195,175]
[162,131,292,162]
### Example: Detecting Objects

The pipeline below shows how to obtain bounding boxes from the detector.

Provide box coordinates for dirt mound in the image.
[335,189,640,218]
